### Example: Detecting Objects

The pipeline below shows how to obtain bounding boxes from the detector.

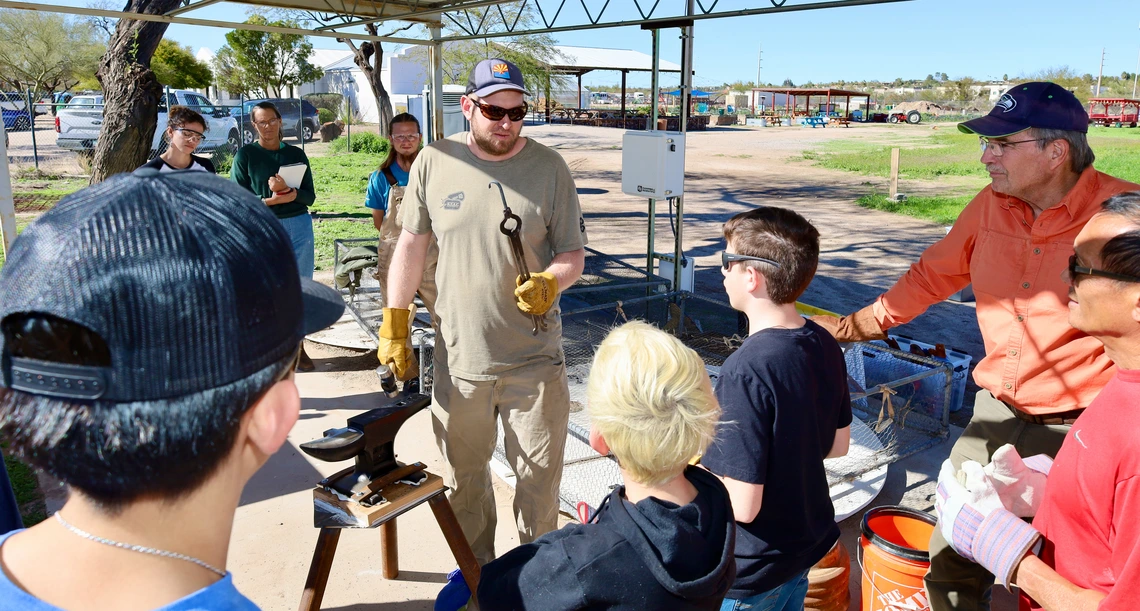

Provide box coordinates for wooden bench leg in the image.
[299,528,341,611]
[428,494,481,597]
[380,519,398,579]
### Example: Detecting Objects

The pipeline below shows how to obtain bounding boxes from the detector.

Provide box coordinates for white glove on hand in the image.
[935,459,1041,588]
[984,444,1053,518]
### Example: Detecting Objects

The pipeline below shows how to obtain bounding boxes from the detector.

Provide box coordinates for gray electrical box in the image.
[621,131,685,199]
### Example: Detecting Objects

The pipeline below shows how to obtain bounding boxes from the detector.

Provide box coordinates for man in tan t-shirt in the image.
[379,58,587,564]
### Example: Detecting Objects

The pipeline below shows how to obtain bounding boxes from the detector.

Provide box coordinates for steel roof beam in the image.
[0,0,431,43]
[166,0,224,16]
[314,0,505,30]
[439,0,911,41]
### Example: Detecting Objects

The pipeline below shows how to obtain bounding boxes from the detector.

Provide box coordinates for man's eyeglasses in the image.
[979,137,1046,157]
[391,133,421,142]
[721,251,781,271]
[277,345,303,381]
[254,118,281,128]
[1068,254,1140,284]
[471,99,528,122]
[174,128,204,143]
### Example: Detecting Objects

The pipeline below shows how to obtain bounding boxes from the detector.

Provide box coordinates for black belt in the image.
[1008,404,1083,426]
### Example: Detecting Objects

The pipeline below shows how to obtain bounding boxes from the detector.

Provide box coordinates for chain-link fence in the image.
[5,89,328,214]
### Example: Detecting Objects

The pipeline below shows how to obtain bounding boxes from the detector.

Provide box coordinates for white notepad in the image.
[277,163,308,189]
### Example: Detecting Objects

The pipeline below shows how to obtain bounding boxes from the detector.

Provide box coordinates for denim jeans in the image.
[720,569,810,611]
[278,212,314,279]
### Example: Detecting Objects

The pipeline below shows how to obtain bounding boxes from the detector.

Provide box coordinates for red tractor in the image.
[869,110,922,124]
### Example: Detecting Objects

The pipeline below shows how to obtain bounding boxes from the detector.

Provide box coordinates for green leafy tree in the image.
[781,78,795,87]
[0,9,104,97]
[152,39,212,89]
[402,4,566,113]
[90,0,184,182]
[212,45,247,96]
[217,15,322,97]
[1022,66,1090,104]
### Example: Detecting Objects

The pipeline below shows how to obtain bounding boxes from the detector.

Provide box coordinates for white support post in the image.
[0,131,16,258]
[429,24,445,144]
[673,0,694,295]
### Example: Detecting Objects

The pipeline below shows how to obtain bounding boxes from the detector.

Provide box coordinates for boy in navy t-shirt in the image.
[701,206,852,611]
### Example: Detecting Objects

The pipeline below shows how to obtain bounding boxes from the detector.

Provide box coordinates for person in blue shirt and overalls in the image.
[365,113,438,320]
[365,114,438,391]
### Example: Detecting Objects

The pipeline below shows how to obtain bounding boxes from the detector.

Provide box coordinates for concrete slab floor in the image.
[35,122,1006,610]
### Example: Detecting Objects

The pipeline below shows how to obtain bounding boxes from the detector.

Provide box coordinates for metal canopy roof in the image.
[0,0,911,44]
[752,87,870,98]
[548,46,681,75]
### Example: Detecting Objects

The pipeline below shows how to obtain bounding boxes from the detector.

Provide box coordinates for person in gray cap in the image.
[379,57,588,564]
[813,84,1138,609]
[0,169,344,610]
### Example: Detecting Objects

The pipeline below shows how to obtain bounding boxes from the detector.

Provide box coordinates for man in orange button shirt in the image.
[814,82,1138,610]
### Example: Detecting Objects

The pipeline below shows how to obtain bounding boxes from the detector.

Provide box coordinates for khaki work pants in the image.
[430,346,570,566]
[925,390,1071,610]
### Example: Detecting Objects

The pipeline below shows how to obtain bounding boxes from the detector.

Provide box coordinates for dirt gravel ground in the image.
[531,122,985,404]
[35,121,997,610]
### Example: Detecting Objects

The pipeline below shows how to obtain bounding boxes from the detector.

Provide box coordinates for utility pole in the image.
[1134,21,1139,97]
[1096,47,1105,96]
[756,44,762,86]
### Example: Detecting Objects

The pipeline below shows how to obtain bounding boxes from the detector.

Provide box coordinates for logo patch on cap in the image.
[491,63,510,79]
[996,93,1017,113]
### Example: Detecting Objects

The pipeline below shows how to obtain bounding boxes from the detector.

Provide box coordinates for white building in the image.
[297,46,428,123]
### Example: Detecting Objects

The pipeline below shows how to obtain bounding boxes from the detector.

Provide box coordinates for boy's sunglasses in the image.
[1068,254,1140,284]
[721,251,781,271]
[471,99,528,122]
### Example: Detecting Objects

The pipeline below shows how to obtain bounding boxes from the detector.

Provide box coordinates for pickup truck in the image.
[56,89,239,156]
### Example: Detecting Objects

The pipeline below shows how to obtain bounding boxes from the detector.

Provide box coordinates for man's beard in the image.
[472,124,519,156]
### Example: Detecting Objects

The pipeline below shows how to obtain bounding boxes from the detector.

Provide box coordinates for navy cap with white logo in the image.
[466,58,530,98]
[958,82,1089,137]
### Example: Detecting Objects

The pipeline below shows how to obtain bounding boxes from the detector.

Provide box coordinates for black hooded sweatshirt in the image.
[476,466,736,610]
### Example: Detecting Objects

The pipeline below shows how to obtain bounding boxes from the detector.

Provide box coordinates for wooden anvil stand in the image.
[298,462,481,610]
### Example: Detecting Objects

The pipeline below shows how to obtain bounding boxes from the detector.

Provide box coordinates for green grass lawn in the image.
[3,448,46,527]
[308,153,381,270]
[804,126,1140,222]
[309,153,382,219]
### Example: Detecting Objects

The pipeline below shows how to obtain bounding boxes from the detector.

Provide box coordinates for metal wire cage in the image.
[414,291,951,517]
[330,243,951,517]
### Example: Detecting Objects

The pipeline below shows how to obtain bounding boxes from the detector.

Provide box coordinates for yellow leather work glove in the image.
[514,272,559,316]
[377,305,419,381]
[811,304,887,342]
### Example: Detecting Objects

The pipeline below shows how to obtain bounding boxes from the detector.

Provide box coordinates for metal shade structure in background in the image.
[750,86,873,117]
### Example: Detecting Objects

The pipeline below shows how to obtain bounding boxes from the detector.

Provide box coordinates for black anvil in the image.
[300,392,430,498]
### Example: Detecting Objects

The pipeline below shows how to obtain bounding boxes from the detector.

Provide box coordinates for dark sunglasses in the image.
[721,251,781,271]
[1068,254,1140,284]
[471,99,528,122]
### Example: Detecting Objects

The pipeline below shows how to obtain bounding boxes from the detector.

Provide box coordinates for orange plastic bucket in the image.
[859,506,936,611]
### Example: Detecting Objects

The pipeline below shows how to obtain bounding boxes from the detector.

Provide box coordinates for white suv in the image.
[56,90,239,155]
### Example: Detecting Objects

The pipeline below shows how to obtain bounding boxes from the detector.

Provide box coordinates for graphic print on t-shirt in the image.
[443,192,464,210]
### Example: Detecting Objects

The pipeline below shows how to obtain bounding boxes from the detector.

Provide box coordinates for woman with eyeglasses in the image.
[231,101,318,371]
[139,105,216,173]
[365,113,438,314]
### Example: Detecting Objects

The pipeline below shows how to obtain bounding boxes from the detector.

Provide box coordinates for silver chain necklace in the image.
[54,512,226,578]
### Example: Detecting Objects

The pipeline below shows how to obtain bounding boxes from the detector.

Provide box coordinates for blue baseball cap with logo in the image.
[958,82,1089,137]
[466,58,530,98]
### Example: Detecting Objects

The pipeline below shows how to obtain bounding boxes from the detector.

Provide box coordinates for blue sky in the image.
[29,0,1140,89]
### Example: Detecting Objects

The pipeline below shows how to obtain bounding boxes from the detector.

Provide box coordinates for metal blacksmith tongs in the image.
[490,181,547,335]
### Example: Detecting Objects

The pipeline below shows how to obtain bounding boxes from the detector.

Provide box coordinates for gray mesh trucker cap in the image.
[0,168,344,401]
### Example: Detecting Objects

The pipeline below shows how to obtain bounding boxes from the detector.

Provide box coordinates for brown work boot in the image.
[296,344,316,372]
